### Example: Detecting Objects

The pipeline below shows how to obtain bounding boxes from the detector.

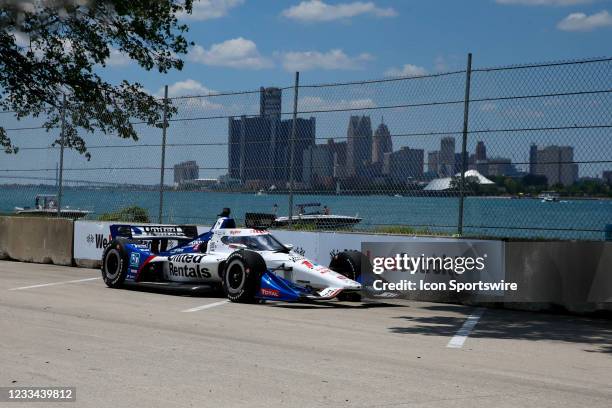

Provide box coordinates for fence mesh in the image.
[1,56,611,240]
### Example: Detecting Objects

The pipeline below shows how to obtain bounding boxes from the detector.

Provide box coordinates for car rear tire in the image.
[101,239,129,288]
[222,250,266,303]
[329,250,364,302]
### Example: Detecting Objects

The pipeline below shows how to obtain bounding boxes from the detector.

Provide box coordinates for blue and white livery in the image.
[101,210,363,303]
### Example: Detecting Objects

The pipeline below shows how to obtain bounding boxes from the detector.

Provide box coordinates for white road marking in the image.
[447,308,485,349]
[9,277,101,291]
[181,300,229,312]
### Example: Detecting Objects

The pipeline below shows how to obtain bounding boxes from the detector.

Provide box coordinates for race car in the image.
[101,209,364,302]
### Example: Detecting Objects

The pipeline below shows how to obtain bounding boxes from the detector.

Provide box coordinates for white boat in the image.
[274,203,361,229]
[14,194,91,218]
[539,191,560,203]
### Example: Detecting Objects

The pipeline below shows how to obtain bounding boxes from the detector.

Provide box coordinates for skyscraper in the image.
[529,143,538,175]
[228,112,315,183]
[439,137,456,177]
[173,161,199,185]
[534,145,578,186]
[475,141,487,161]
[260,87,282,118]
[346,115,373,177]
[372,121,392,164]
[428,151,439,175]
[387,147,424,183]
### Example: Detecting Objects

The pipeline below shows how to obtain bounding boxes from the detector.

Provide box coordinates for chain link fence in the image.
[1,55,611,240]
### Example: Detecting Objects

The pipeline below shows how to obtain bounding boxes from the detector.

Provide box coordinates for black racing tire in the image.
[222,250,266,303]
[329,250,365,302]
[101,239,130,288]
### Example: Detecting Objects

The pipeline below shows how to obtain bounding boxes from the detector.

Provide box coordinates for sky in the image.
[1,0,611,186]
[101,0,612,95]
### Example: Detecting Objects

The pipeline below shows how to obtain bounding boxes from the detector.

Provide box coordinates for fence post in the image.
[288,71,300,227]
[158,85,169,224]
[458,53,473,236]
[57,93,67,217]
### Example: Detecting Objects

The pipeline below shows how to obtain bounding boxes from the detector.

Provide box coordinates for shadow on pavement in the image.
[271,301,407,310]
[389,306,612,354]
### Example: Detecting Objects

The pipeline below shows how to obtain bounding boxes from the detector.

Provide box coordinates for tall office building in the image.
[428,151,440,174]
[386,147,424,183]
[260,87,282,118]
[173,161,199,184]
[534,145,578,186]
[439,137,456,177]
[475,141,487,161]
[228,111,315,183]
[345,116,373,177]
[529,143,538,175]
[487,157,515,177]
[372,121,393,164]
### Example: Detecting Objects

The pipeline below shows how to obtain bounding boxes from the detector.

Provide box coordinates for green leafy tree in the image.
[99,205,150,222]
[0,0,193,158]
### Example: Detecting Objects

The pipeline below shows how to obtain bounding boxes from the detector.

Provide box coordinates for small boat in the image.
[539,191,560,203]
[256,189,267,196]
[274,203,361,229]
[14,194,91,219]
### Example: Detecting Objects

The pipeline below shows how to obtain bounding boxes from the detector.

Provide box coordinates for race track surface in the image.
[1,260,611,408]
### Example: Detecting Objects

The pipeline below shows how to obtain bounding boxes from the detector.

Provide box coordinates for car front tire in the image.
[222,250,266,303]
[329,250,365,302]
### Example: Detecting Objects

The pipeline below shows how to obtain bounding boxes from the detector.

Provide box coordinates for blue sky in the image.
[101,0,612,95]
[2,0,611,186]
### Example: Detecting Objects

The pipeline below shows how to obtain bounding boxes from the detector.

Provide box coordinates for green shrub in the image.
[98,206,150,222]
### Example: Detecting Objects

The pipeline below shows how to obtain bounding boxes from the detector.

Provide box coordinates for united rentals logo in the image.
[167,254,212,279]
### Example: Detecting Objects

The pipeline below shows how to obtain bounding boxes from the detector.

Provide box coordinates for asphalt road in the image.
[1,260,611,408]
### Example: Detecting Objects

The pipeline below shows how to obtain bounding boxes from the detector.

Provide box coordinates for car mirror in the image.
[284,244,294,251]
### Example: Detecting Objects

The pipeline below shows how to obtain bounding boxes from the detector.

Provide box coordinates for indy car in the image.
[101,209,364,302]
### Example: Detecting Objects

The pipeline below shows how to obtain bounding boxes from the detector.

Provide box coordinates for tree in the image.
[0,0,193,158]
[449,175,480,194]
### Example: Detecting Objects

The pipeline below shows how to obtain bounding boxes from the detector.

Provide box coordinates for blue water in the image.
[1,185,610,240]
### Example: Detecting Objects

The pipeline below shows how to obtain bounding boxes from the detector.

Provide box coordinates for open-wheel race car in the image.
[101,209,365,302]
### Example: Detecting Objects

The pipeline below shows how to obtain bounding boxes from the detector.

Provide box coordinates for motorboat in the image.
[14,194,91,218]
[273,203,361,229]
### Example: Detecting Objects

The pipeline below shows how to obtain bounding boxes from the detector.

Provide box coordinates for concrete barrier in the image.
[1,216,610,314]
[503,241,612,314]
[0,216,74,266]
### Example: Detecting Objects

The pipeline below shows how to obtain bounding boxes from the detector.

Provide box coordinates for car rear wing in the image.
[110,224,199,241]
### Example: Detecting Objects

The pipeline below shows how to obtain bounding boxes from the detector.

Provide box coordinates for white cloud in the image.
[106,48,131,67]
[188,37,273,69]
[299,96,376,111]
[495,0,594,6]
[282,0,397,22]
[178,0,244,20]
[479,102,498,112]
[162,79,217,97]
[280,49,373,71]
[384,64,427,78]
[157,79,223,110]
[557,10,612,31]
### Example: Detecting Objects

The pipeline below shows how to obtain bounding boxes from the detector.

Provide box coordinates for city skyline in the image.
[166,86,594,190]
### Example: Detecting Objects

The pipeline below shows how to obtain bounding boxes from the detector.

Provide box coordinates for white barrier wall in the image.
[73,221,210,267]
[74,220,501,267]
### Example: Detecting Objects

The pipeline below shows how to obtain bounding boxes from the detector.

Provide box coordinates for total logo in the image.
[260,288,280,297]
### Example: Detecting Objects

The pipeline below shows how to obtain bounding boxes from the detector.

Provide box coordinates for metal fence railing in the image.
[1,55,611,240]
